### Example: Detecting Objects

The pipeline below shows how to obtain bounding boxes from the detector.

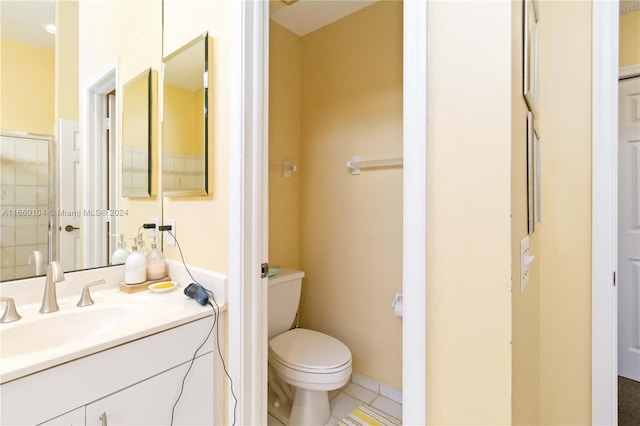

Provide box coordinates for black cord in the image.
[169,310,215,426]
[165,230,238,426]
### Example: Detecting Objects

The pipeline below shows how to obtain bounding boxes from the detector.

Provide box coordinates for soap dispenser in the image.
[110,234,131,265]
[146,235,167,280]
[124,238,147,284]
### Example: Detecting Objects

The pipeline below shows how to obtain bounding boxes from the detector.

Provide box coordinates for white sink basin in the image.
[0,304,146,359]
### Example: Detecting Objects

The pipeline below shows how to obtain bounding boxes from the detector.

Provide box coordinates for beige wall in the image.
[161,1,229,273]
[292,1,403,389]
[538,1,592,423]
[511,0,540,424]
[269,23,302,269]
[56,0,78,122]
[426,1,512,424]
[620,9,640,67]
[0,37,55,135]
[78,0,163,246]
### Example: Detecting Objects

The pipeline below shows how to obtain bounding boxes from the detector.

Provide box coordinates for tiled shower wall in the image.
[0,135,51,281]
[162,152,205,192]
[122,147,149,196]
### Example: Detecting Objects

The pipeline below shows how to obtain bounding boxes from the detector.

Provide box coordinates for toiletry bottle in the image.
[146,235,167,280]
[110,234,131,265]
[124,242,147,284]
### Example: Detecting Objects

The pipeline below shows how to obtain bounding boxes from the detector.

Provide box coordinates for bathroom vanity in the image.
[0,263,227,425]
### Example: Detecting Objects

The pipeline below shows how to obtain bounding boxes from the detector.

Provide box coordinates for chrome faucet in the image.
[40,261,65,314]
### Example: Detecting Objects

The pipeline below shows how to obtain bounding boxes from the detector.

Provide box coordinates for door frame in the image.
[228,1,428,425]
[591,2,620,424]
[80,59,118,268]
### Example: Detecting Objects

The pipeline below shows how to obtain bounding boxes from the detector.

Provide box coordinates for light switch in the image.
[520,235,535,293]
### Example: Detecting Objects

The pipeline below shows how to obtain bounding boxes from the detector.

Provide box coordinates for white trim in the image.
[228,1,269,425]
[80,59,118,268]
[591,2,619,425]
[620,64,640,79]
[403,1,428,424]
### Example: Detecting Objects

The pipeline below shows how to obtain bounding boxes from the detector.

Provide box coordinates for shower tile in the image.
[15,226,37,246]
[15,163,38,185]
[36,186,49,206]
[15,140,37,162]
[0,137,15,158]
[15,186,38,205]
[1,247,15,267]
[1,185,15,205]
[0,161,15,185]
[15,245,37,267]
[37,140,49,162]
[1,267,16,281]
[0,226,14,247]
[37,225,49,244]
[37,164,49,186]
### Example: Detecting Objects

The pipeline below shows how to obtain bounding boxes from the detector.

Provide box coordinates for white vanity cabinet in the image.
[2,316,218,426]
[38,407,85,426]
[84,353,214,426]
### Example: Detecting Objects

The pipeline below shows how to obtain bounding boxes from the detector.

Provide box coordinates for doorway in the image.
[229,1,427,424]
[267,2,403,424]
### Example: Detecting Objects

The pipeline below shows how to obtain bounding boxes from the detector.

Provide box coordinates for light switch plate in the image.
[520,235,535,293]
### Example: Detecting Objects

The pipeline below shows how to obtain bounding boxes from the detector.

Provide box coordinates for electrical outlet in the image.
[520,235,535,293]
[151,217,158,236]
[166,219,176,246]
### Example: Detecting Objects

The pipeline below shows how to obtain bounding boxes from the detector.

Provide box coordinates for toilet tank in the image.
[268,268,305,338]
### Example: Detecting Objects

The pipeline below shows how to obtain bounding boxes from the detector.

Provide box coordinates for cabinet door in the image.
[37,407,85,426]
[85,352,213,426]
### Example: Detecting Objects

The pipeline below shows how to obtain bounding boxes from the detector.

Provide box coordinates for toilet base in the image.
[289,387,330,426]
[268,385,331,426]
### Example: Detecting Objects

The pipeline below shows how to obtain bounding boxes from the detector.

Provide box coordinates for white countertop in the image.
[0,262,227,384]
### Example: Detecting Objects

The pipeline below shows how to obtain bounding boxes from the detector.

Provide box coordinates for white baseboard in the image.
[351,371,403,404]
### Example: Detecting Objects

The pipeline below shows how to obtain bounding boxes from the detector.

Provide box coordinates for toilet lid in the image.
[269,328,352,372]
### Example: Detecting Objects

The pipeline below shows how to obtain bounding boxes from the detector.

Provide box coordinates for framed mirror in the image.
[162,32,209,197]
[122,67,155,198]
[0,0,163,282]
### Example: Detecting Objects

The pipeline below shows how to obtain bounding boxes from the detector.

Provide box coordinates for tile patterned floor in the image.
[267,382,402,425]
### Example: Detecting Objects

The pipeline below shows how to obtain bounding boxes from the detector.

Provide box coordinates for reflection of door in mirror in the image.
[162,33,209,196]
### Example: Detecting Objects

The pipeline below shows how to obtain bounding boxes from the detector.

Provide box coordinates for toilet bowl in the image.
[268,270,352,425]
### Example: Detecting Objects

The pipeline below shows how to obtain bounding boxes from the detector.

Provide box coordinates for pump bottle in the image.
[124,242,147,284]
[146,235,167,280]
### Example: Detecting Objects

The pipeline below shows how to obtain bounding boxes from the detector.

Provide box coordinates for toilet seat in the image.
[269,328,352,374]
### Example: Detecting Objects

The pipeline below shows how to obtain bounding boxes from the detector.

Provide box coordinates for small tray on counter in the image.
[119,276,172,294]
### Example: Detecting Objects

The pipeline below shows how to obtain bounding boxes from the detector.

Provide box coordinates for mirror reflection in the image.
[162,33,209,196]
[122,68,154,198]
[0,0,163,282]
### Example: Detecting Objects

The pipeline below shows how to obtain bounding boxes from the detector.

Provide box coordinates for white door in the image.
[58,118,81,271]
[618,75,640,381]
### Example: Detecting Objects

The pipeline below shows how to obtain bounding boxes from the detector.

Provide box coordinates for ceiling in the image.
[0,0,638,52]
[0,0,55,51]
[269,0,376,36]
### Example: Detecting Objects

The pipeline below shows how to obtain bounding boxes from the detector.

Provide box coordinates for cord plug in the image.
[159,225,172,231]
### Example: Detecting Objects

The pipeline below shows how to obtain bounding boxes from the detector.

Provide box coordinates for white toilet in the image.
[268,268,352,425]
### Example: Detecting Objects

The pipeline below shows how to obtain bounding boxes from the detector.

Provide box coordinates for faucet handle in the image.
[77,279,107,307]
[0,297,21,323]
